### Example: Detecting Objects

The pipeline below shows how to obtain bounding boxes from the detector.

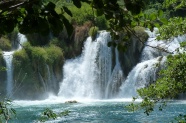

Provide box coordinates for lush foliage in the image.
[88,26,99,40]
[0,36,11,51]
[127,0,186,117]
[0,99,16,123]
[157,17,186,40]
[12,42,64,99]
[0,0,73,36]
[45,45,64,65]
[39,108,70,122]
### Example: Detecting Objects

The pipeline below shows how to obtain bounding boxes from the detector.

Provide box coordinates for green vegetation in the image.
[133,26,149,42]
[45,45,63,65]
[0,99,16,123]
[88,26,99,40]
[0,36,11,51]
[126,0,186,117]
[1,0,186,122]
[12,43,64,99]
[39,108,70,122]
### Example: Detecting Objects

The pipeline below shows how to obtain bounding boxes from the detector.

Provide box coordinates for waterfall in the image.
[119,29,186,98]
[3,51,14,97]
[2,33,27,97]
[18,33,27,49]
[58,29,186,100]
[119,57,166,98]
[46,65,57,93]
[105,49,123,98]
[58,31,123,99]
[46,65,52,91]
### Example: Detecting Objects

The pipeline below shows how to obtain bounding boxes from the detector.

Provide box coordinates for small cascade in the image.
[46,65,57,93]
[2,33,27,97]
[46,65,52,91]
[3,51,14,97]
[105,49,123,98]
[18,33,27,49]
[119,57,166,98]
[119,29,186,98]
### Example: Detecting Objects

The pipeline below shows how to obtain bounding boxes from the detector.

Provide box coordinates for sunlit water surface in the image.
[10,98,186,123]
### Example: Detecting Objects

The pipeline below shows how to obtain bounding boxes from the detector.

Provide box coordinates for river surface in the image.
[11,99,186,123]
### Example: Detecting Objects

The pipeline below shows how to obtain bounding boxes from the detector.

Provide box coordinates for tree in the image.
[127,0,186,117]
[0,0,73,36]
[0,0,149,36]
[1,0,186,119]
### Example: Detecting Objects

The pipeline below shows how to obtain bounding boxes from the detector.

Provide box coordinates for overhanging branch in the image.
[125,26,173,54]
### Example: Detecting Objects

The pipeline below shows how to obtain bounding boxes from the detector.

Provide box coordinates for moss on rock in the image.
[0,36,11,51]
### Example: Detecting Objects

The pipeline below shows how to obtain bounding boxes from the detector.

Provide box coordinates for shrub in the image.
[0,36,11,51]
[45,45,64,64]
[95,15,109,30]
[88,26,99,40]
[31,47,48,64]
[134,26,149,42]
[13,49,29,68]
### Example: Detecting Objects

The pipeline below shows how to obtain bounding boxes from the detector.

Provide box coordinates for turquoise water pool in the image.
[9,99,186,123]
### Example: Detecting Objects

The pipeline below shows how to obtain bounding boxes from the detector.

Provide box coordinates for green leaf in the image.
[63,6,72,17]
[131,21,137,27]
[11,108,16,115]
[138,11,144,17]
[149,14,156,21]
[72,0,81,8]
[62,15,73,37]
[46,2,56,10]
[158,10,163,17]
[93,0,104,8]
[160,18,168,24]
[96,9,103,16]
[154,23,160,28]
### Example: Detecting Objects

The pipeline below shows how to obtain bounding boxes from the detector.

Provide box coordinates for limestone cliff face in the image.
[57,21,93,59]
[119,36,145,77]
[115,27,149,78]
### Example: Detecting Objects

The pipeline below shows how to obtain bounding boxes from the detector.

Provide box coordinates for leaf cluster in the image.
[39,108,70,122]
[0,0,73,36]
[157,17,186,40]
[0,99,16,122]
[134,51,186,115]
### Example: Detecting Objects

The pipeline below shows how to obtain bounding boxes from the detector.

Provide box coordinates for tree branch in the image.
[125,26,173,54]
[0,0,38,15]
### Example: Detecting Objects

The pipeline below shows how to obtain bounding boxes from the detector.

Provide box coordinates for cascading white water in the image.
[105,49,123,98]
[58,29,186,100]
[3,51,14,97]
[119,29,186,98]
[119,56,166,98]
[18,33,27,49]
[3,33,27,97]
[58,31,123,99]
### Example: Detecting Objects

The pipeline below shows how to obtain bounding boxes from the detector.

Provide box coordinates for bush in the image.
[31,47,48,64]
[88,26,99,40]
[0,36,11,51]
[134,26,149,42]
[95,15,109,30]
[13,49,29,67]
[45,45,64,64]
[55,2,108,30]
